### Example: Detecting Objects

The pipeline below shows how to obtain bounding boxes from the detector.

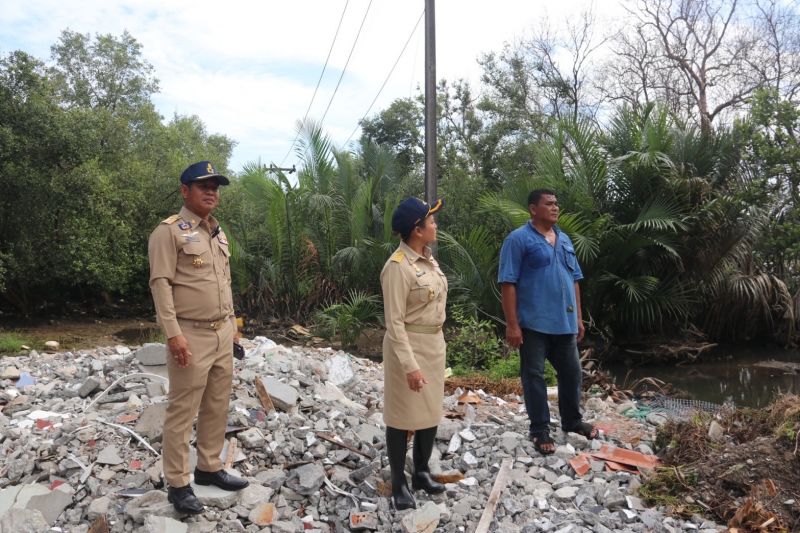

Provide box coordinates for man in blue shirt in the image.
[498,189,597,454]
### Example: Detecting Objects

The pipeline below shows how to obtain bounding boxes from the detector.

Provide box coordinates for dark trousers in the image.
[519,329,583,434]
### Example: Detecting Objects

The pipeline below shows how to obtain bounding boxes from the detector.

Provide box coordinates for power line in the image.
[318,0,374,127]
[279,0,350,167]
[344,10,424,147]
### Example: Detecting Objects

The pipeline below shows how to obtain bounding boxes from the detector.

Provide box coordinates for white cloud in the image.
[0,0,624,170]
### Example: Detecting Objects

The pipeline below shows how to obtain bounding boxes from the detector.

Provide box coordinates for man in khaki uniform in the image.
[381,197,448,511]
[148,161,248,515]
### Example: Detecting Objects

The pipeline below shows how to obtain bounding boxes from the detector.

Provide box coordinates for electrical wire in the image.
[343,9,424,147]
[318,0,374,126]
[279,0,350,167]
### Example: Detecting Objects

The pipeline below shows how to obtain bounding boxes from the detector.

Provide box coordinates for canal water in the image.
[605,345,800,408]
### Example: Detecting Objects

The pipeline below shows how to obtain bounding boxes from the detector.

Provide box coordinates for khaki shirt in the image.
[380,241,448,374]
[148,206,234,338]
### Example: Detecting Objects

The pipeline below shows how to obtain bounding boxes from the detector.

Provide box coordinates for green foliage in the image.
[0,332,30,354]
[484,352,556,385]
[446,309,506,374]
[485,351,519,381]
[314,290,382,348]
[0,32,233,313]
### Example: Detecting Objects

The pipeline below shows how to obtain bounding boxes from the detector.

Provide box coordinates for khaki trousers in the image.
[163,318,233,487]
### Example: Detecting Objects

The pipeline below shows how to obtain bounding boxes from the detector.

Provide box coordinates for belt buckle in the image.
[209,321,218,330]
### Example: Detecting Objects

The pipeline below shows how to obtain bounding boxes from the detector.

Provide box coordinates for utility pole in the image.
[424,0,436,205]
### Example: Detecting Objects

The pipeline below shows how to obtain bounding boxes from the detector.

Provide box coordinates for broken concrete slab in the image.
[286,463,325,496]
[135,343,167,366]
[325,353,357,389]
[96,445,124,465]
[144,514,188,533]
[238,483,274,509]
[134,402,168,441]
[0,485,23,518]
[1,366,21,380]
[79,376,103,398]
[257,377,298,412]
[0,507,49,532]
[27,488,72,525]
[87,495,111,519]
[237,427,265,449]
[401,501,441,533]
[191,479,241,509]
[125,490,182,522]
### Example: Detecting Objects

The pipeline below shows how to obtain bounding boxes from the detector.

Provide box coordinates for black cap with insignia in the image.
[180,161,230,186]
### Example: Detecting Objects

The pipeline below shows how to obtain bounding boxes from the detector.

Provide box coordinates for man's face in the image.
[182,179,220,217]
[530,194,559,223]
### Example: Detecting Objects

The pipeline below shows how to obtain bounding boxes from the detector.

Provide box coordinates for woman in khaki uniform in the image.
[381,197,448,510]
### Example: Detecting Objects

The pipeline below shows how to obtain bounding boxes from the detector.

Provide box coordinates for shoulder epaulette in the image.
[390,250,405,263]
[161,214,181,225]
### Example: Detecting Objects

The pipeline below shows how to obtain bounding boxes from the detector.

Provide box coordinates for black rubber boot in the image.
[411,426,446,494]
[386,426,416,510]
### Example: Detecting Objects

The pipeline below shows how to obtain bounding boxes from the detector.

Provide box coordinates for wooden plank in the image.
[473,458,513,533]
[254,377,275,413]
[224,437,238,469]
[315,432,374,459]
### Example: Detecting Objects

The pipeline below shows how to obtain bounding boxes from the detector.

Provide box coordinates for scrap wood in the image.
[473,458,513,533]
[729,497,782,531]
[87,515,109,533]
[254,378,275,413]
[224,437,238,469]
[315,432,374,459]
[432,471,465,484]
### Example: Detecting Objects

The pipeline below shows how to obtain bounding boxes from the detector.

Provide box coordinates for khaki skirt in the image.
[382,330,445,430]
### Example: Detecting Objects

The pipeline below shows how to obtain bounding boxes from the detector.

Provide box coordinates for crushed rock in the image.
[0,338,727,532]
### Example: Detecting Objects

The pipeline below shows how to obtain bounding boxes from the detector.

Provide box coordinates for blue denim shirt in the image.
[498,222,584,334]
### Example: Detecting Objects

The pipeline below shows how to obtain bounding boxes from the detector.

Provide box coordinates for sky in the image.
[0,0,622,172]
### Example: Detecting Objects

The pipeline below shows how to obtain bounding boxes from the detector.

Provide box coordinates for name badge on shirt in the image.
[182,232,200,243]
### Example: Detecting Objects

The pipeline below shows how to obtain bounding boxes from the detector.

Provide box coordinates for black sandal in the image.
[566,421,599,439]
[529,431,556,455]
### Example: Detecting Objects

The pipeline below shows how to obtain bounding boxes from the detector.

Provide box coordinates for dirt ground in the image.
[0,317,162,351]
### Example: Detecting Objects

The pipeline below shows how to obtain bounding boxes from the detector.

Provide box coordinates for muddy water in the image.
[606,346,800,408]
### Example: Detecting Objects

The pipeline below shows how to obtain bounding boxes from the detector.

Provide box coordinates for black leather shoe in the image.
[411,471,446,494]
[193,468,249,491]
[167,485,204,515]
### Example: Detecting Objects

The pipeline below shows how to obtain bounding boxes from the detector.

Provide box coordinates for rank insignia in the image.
[192,257,204,268]
[218,231,228,245]
[178,221,191,230]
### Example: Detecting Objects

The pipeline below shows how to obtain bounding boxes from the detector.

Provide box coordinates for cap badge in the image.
[207,162,214,174]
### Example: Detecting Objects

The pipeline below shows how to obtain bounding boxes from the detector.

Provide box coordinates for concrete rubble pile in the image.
[0,337,725,533]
